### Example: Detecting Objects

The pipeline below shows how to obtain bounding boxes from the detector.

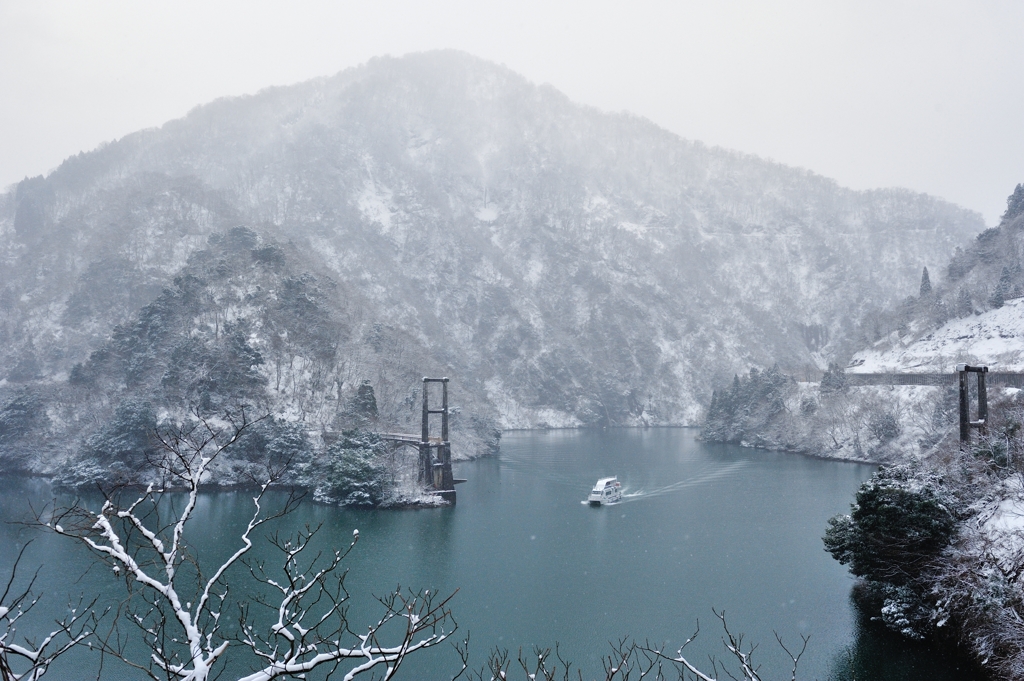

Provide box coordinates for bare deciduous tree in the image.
[46,406,457,681]
[1,542,97,681]
[464,611,807,681]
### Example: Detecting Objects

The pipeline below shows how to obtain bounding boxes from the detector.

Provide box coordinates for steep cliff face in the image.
[0,51,985,468]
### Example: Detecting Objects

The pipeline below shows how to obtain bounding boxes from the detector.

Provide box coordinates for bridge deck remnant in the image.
[844,366,1012,446]
[844,372,1024,388]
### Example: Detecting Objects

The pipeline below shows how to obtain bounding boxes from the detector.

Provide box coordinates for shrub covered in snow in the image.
[824,464,964,639]
[867,409,901,442]
[304,430,389,507]
[825,464,961,586]
[878,584,933,640]
[826,432,1024,677]
[819,361,848,395]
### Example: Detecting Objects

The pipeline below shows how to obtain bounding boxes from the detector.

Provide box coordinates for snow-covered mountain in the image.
[0,51,986,469]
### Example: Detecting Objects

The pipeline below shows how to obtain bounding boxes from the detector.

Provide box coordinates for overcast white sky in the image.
[2,0,1022,224]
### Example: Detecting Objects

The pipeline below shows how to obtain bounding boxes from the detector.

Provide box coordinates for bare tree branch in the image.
[42,406,456,681]
[1,540,99,681]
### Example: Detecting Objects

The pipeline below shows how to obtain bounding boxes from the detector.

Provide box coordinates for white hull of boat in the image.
[588,477,622,506]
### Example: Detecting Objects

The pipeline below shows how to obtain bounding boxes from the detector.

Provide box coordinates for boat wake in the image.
[615,461,749,503]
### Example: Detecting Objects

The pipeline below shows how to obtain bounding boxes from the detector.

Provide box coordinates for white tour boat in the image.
[588,477,622,506]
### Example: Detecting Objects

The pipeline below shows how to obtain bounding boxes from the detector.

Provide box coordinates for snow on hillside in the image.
[0,51,989,474]
[849,297,1024,373]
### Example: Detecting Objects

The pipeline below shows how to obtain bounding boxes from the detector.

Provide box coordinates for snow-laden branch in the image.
[642,610,808,681]
[1,541,98,681]
[464,611,807,681]
[235,526,458,681]
[48,407,274,680]
[47,406,456,681]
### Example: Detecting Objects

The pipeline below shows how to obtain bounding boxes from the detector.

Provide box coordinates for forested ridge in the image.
[0,50,984,485]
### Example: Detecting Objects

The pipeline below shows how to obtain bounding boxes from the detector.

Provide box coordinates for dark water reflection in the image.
[0,429,986,680]
[828,593,985,681]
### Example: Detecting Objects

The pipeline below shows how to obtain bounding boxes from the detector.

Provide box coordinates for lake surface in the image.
[0,428,984,680]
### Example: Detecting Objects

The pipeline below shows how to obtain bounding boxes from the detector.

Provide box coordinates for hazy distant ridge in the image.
[0,51,985,466]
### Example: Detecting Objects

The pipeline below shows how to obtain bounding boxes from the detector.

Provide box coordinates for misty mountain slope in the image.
[0,226,497,476]
[701,185,1024,464]
[0,50,985,443]
[0,173,242,373]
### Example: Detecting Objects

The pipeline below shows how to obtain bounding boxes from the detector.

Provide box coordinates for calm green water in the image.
[0,429,984,680]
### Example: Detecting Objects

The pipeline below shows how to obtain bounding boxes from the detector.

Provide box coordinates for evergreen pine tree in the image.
[989,266,1012,309]
[989,286,1003,310]
[956,287,973,317]
[1003,183,1024,224]
[919,267,932,296]
[931,298,949,327]
[947,246,971,280]
[702,390,725,441]
[350,380,379,422]
[820,361,848,395]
